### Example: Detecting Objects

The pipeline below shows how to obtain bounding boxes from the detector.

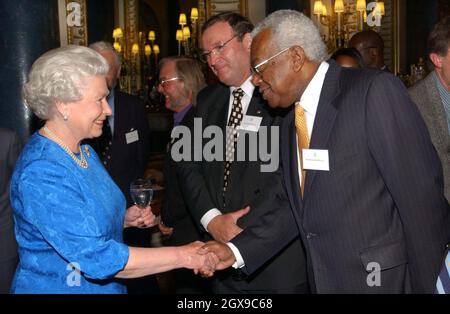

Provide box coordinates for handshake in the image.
[178,240,237,277]
[177,205,252,277]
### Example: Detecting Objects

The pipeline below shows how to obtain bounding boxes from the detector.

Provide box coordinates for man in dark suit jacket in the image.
[87,42,155,293]
[409,16,450,203]
[0,128,21,293]
[177,12,307,293]
[157,56,211,293]
[208,10,450,294]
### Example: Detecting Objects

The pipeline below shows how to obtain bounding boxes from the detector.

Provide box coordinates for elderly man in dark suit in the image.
[206,10,450,294]
[409,16,450,203]
[177,12,307,293]
[0,128,21,293]
[86,41,155,294]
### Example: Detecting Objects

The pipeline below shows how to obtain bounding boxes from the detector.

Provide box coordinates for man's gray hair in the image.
[23,45,109,120]
[89,41,122,67]
[251,10,328,62]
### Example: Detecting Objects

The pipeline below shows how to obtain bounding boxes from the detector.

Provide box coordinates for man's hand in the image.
[158,222,174,236]
[207,206,250,242]
[179,241,219,277]
[200,241,236,271]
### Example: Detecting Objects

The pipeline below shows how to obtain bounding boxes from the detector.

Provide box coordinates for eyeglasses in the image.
[158,77,181,86]
[200,34,239,63]
[251,46,292,75]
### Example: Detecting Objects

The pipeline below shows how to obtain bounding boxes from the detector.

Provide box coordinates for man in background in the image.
[349,29,388,71]
[409,16,450,203]
[157,56,211,293]
[87,41,155,294]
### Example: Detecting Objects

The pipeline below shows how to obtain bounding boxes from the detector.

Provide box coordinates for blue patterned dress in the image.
[10,132,129,293]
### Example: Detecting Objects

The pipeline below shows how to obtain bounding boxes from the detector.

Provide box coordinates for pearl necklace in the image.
[41,126,88,169]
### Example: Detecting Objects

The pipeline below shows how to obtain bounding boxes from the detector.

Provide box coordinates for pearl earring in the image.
[63,115,68,121]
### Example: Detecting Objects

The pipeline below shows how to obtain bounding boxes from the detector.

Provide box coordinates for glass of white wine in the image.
[130,178,153,209]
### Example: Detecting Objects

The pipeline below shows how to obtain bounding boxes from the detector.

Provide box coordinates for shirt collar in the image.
[230,76,255,98]
[299,61,329,115]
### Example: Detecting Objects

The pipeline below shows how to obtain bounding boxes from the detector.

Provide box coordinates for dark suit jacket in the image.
[275,62,449,293]
[177,84,306,292]
[409,72,450,203]
[86,90,151,205]
[0,129,21,262]
[162,107,206,246]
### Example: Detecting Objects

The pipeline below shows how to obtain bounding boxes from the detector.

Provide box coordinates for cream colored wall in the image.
[248,0,266,25]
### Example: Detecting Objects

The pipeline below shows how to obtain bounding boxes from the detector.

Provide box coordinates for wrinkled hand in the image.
[179,241,219,277]
[207,206,250,243]
[158,222,174,236]
[124,205,157,229]
[200,241,236,272]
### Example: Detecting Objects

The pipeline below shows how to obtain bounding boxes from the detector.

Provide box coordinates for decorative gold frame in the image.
[205,0,248,19]
[58,0,89,46]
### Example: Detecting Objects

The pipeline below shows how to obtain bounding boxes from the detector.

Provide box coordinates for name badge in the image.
[302,149,329,171]
[239,115,263,132]
[125,130,139,144]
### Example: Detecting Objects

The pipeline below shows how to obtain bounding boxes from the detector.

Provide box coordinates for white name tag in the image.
[125,130,139,144]
[303,149,329,171]
[239,115,263,132]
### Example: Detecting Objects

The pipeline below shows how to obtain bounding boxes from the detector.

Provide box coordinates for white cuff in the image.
[200,208,222,232]
[227,242,245,269]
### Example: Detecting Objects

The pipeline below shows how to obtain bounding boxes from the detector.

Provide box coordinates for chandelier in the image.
[112,27,160,97]
[313,0,385,52]
[176,7,200,57]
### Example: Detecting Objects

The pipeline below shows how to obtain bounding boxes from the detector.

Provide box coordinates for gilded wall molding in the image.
[62,0,88,46]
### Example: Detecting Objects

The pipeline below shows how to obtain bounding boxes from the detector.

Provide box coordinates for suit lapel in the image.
[424,73,450,146]
[281,108,304,219]
[304,62,341,197]
[205,86,230,209]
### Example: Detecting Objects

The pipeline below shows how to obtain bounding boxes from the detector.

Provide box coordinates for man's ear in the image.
[117,65,122,79]
[429,53,442,69]
[243,33,252,51]
[291,46,305,72]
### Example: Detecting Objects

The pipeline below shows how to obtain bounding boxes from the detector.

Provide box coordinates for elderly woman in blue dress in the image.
[10,45,216,293]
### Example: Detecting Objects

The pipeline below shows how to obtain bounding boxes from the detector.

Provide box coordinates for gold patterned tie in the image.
[295,102,310,196]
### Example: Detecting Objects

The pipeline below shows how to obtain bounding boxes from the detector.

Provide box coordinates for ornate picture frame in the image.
[58,0,89,46]
[205,0,248,19]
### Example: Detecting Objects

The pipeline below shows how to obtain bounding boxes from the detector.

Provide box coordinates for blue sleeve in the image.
[16,159,129,280]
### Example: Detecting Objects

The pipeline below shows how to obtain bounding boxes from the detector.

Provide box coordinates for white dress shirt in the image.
[295,61,329,186]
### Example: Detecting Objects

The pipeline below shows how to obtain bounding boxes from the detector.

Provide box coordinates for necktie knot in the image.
[232,88,244,101]
[295,102,310,148]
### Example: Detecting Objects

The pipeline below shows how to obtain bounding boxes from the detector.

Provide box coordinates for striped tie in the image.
[295,102,309,197]
[436,246,450,294]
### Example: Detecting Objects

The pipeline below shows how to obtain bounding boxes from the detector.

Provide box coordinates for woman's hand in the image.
[177,241,219,277]
[124,205,157,229]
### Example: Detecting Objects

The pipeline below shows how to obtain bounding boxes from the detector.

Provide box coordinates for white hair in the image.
[89,41,122,67]
[251,10,328,62]
[23,45,109,120]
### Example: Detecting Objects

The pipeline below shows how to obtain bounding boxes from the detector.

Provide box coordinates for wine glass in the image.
[130,178,153,209]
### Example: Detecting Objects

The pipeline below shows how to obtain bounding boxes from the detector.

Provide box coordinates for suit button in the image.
[306,233,317,239]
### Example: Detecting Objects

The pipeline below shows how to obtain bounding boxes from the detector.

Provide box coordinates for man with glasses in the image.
[156,56,211,293]
[177,12,307,293]
[208,9,449,293]
[349,29,388,71]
